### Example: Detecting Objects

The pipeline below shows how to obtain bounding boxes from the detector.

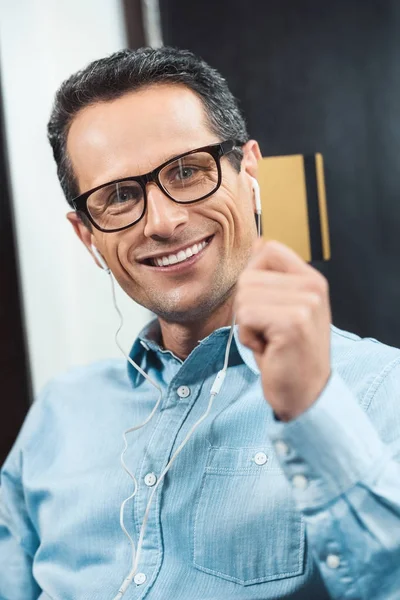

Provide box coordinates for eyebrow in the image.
[90,140,220,190]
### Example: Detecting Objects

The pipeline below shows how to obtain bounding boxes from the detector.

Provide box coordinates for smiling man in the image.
[1,47,400,600]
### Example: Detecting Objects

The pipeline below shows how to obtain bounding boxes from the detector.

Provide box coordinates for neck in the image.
[158,295,235,360]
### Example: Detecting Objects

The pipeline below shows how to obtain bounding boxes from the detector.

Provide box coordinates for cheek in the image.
[205,191,255,250]
[101,235,139,282]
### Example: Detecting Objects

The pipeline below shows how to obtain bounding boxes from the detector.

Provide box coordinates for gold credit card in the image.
[257,153,331,262]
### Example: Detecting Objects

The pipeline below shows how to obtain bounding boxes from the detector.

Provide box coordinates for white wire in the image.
[108,267,235,599]
[108,274,163,587]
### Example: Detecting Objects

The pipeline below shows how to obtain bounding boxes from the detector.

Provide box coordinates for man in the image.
[1,47,400,600]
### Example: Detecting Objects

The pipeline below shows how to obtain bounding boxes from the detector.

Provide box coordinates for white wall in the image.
[0,0,150,395]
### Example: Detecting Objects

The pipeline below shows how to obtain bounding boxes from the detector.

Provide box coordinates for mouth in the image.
[140,235,214,271]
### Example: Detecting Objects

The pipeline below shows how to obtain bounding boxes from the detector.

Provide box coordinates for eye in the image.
[160,152,217,193]
[108,185,141,206]
[170,166,198,182]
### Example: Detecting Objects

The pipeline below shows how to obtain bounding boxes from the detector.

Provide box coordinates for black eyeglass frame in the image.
[71,139,243,233]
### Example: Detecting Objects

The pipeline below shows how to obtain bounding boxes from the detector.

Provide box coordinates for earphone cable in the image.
[109,269,235,599]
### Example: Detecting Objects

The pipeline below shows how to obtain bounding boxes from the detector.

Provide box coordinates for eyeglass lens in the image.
[86,151,219,230]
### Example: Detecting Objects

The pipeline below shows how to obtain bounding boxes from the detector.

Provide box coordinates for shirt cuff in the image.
[267,372,389,510]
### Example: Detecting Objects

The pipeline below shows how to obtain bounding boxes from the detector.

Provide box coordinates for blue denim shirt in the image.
[1,323,400,600]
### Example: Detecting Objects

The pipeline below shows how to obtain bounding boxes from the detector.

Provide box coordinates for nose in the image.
[143,183,189,240]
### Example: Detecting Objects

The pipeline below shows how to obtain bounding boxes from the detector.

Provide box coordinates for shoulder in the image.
[15,359,131,447]
[2,358,134,478]
[34,358,134,416]
[331,324,400,410]
[331,325,400,385]
[44,358,130,393]
[331,325,400,367]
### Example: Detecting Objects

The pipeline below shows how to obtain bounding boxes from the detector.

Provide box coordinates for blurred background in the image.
[1,0,400,462]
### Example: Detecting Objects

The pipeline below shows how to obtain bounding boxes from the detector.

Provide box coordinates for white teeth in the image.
[177,250,187,261]
[153,239,208,267]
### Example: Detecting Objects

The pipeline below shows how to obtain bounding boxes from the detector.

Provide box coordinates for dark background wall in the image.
[0,77,31,464]
[159,0,400,347]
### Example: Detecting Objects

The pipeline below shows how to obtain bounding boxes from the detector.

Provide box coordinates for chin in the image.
[152,301,211,325]
[149,284,235,325]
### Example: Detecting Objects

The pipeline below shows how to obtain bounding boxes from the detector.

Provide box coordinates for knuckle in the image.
[292,306,311,330]
[310,272,329,295]
[263,241,279,262]
[307,292,322,310]
[265,240,279,254]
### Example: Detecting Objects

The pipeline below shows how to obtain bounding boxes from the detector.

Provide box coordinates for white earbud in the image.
[249,176,262,215]
[91,244,110,272]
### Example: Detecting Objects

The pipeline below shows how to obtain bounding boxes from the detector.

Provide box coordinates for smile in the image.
[152,239,209,267]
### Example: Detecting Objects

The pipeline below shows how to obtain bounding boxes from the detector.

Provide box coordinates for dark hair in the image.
[47,47,249,207]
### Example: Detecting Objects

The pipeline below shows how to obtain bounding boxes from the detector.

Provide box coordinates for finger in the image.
[237,326,265,354]
[248,239,313,275]
[238,270,319,294]
[235,290,322,312]
[237,304,315,348]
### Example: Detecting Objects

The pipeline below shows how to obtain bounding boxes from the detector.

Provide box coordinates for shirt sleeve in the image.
[0,416,42,599]
[267,362,400,600]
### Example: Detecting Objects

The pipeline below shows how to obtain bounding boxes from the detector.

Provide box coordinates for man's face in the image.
[67,84,260,323]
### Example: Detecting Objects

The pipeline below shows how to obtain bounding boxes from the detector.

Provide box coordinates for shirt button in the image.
[274,440,289,457]
[144,472,157,487]
[134,572,147,585]
[326,554,341,569]
[177,385,191,398]
[292,474,309,490]
[254,452,268,466]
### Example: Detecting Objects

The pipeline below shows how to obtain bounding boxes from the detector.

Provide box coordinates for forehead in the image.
[67,83,218,192]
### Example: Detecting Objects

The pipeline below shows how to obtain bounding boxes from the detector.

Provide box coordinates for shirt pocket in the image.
[193,446,305,586]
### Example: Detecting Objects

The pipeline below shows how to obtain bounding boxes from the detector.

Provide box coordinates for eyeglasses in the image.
[71,139,242,233]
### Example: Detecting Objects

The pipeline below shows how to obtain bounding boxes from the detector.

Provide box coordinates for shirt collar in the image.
[128,318,260,381]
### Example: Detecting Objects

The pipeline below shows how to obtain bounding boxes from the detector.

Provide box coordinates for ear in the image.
[241,140,262,179]
[66,211,101,268]
[240,140,262,214]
